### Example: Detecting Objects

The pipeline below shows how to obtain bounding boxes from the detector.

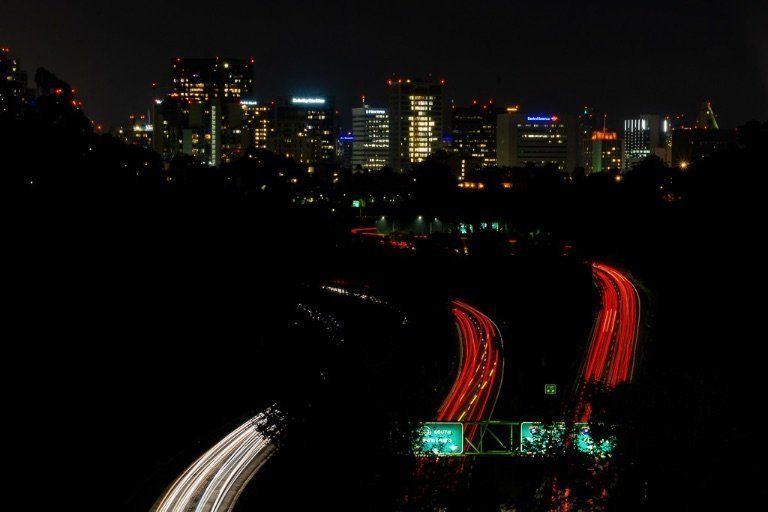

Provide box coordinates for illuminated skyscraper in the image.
[450,100,504,168]
[388,78,445,172]
[268,97,336,164]
[241,100,272,149]
[351,104,390,171]
[589,130,622,173]
[621,115,670,170]
[155,57,257,166]
[171,57,254,102]
[152,98,220,166]
[497,111,578,172]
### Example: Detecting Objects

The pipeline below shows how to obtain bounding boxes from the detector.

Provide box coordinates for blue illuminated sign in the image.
[526,115,559,122]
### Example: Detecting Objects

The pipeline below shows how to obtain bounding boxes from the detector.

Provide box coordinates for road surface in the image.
[151,412,276,512]
[437,300,504,442]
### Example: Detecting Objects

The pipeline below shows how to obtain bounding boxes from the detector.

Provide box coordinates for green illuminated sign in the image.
[544,384,557,395]
[520,422,565,454]
[416,422,464,456]
[352,200,361,208]
[520,422,614,456]
[574,424,615,456]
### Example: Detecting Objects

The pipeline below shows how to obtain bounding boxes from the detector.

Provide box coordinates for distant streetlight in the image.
[679,161,689,170]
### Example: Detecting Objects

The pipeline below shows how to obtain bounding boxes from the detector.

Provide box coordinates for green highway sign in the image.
[521,422,615,456]
[544,384,557,395]
[575,423,615,456]
[520,422,565,454]
[416,422,464,456]
[351,200,361,208]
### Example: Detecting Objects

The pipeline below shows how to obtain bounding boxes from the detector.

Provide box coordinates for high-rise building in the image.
[577,106,596,171]
[171,57,254,103]
[154,57,257,166]
[450,100,504,168]
[153,98,219,165]
[116,114,154,148]
[241,100,272,149]
[337,131,354,169]
[622,115,671,170]
[589,130,622,173]
[351,104,390,171]
[152,98,184,163]
[670,103,735,167]
[497,111,578,172]
[268,97,336,165]
[1,47,29,116]
[388,78,445,172]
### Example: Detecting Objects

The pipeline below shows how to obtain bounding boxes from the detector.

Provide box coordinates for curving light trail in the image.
[437,300,504,442]
[151,412,276,512]
[576,262,641,420]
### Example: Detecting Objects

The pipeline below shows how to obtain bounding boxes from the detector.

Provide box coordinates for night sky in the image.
[3,0,767,129]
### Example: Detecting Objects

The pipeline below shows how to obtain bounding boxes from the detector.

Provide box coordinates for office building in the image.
[153,98,219,165]
[1,47,29,116]
[670,104,734,167]
[497,111,578,172]
[337,131,354,169]
[388,78,445,172]
[268,97,336,165]
[589,130,622,173]
[578,106,596,171]
[450,100,504,168]
[622,115,671,170]
[241,100,272,149]
[116,114,154,148]
[171,57,254,102]
[671,128,736,167]
[154,57,258,166]
[351,105,390,171]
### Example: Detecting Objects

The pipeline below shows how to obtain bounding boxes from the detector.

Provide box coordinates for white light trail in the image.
[152,411,277,512]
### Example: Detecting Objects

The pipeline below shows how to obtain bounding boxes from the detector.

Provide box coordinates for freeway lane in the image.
[437,300,504,442]
[576,262,641,420]
[151,412,276,512]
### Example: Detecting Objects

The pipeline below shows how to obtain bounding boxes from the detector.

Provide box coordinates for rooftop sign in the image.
[526,115,559,122]
[292,97,326,105]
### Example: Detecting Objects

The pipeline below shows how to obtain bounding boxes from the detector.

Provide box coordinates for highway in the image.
[151,412,276,512]
[437,300,504,442]
[576,262,641,420]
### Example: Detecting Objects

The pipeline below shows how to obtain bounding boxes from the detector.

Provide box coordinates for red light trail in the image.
[437,300,504,442]
[551,263,641,510]
[350,226,382,237]
[576,262,641,420]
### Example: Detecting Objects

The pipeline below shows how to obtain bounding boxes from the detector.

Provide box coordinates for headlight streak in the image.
[151,412,277,512]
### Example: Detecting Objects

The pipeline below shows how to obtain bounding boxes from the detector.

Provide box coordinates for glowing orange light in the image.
[591,131,617,140]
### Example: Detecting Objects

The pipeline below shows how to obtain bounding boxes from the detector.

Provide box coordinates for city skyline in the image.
[5,3,767,510]
[3,0,767,128]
